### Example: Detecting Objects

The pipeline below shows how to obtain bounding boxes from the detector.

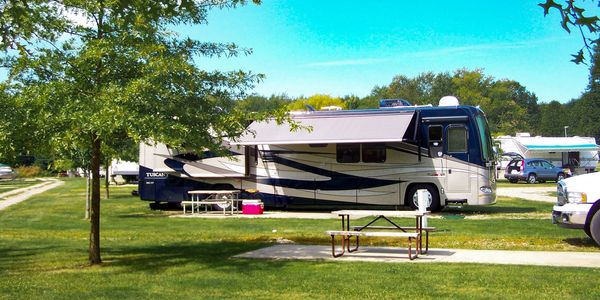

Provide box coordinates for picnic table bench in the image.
[349,225,437,253]
[181,200,230,215]
[326,230,420,260]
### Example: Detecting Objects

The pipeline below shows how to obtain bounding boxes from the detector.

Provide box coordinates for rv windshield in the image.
[475,113,494,162]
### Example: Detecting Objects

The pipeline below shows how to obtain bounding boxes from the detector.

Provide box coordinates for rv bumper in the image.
[478,187,496,205]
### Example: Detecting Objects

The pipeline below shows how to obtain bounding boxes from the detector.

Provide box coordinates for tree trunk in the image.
[89,134,102,265]
[105,159,110,199]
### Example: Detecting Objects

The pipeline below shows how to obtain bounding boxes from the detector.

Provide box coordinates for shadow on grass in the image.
[102,241,283,273]
[0,245,62,273]
[563,237,600,249]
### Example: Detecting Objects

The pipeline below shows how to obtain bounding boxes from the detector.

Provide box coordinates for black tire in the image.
[584,223,592,239]
[556,173,566,182]
[527,173,537,184]
[590,210,600,246]
[508,178,518,184]
[407,184,441,212]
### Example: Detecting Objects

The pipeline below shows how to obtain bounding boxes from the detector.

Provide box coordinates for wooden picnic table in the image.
[327,210,431,259]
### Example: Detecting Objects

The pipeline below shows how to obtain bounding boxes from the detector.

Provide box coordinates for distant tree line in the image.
[239,45,600,142]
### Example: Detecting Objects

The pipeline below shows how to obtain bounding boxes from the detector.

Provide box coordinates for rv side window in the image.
[447,126,467,153]
[362,143,386,163]
[336,144,360,163]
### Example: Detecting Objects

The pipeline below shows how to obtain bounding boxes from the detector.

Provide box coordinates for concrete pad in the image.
[0,179,64,211]
[496,186,555,202]
[172,211,338,219]
[235,244,600,268]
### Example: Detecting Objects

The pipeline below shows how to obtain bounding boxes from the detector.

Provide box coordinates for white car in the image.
[552,172,600,245]
[0,164,16,180]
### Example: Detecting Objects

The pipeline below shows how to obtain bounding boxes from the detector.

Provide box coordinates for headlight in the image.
[480,186,492,194]
[567,192,587,203]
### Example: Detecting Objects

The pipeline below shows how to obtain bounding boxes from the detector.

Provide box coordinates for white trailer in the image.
[496,133,599,176]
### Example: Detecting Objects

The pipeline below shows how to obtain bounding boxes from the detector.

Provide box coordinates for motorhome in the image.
[138,97,497,211]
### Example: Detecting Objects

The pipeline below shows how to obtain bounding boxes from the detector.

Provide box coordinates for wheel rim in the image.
[528,175,536,184]
[558,174,564,181]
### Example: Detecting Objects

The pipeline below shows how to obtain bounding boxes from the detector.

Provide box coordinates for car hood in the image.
[560,172,600,202]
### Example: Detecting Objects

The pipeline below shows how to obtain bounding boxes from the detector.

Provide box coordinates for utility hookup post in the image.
[417,189,428,228]
[85,171,91,220]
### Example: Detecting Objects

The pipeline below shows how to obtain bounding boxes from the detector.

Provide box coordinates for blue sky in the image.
[183,0,599,103]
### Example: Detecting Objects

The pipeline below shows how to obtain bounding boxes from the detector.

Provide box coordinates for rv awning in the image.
[232,111,416,145]
[518,137,600,152]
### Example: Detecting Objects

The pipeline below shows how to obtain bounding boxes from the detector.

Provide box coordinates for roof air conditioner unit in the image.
[439,96,459,106]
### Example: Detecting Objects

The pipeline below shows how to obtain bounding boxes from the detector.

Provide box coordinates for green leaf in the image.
[571,49,586,64]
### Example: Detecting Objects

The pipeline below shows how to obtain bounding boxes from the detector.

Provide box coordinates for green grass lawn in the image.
[1,178,599,299]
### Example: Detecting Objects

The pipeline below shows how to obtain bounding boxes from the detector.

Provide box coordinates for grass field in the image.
[1,178,599,299]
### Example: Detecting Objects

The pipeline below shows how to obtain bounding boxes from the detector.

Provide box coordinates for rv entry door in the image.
[444,125,470,194]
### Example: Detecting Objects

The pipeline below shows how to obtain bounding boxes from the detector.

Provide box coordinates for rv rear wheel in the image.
[407,184,440,212]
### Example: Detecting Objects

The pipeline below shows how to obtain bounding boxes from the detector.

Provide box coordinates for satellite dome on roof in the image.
[439,96,459,106]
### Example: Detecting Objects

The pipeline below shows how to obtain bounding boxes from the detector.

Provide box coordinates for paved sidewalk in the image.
[235,244,600,268]
[0,178,64,211]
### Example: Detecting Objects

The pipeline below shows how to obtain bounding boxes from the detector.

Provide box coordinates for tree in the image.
[287,94,346,111]
[0,0,264,265]
[539,101,569,136]
[237,93,292,113]
[371,69,534,135]
[369,72,454,105]
[0,84,52,165]
[539,0,600,64]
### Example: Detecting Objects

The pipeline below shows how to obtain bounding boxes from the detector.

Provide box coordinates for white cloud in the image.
[305,37,571,68]
[305,58,389,67]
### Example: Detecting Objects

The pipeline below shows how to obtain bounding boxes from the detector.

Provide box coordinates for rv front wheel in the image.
[407,184,440,212]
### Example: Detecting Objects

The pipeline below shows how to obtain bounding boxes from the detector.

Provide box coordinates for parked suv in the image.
[504,158,566,184]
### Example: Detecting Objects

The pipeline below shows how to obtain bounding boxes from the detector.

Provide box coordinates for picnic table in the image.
[326,210,433,260]
[183,190,242,215]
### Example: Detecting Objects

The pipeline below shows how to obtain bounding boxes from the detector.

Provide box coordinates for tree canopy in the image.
[0,0,264,265]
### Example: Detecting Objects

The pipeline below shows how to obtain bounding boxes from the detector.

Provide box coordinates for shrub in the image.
[15,166,42,178]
